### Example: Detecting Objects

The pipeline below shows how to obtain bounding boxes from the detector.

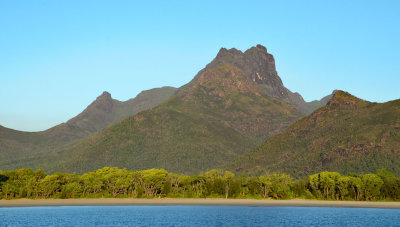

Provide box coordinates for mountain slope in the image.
[307,92,334,112]
[0,86,177,164]
[1,45,309,174]
[227,91,400,177]
[26,63,304,174]
[63,86,178,136]
[184,44,312,114]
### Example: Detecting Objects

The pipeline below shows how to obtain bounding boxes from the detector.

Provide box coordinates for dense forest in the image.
[1,167,399,201]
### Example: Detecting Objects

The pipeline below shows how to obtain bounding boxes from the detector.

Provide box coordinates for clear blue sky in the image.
[1,1,399,131]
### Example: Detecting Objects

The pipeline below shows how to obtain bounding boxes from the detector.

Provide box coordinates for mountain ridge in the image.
[0,86,177,164]
[226,90,400,177]
[1,44,335,175]
[7,61,305,174]
[195,44,313,114]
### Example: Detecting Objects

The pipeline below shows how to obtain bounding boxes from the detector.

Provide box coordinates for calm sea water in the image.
[1,205,399,227]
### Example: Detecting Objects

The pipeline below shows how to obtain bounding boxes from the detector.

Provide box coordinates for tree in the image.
[319,172,340,199]
[0,167,398,202]
[169,174,183,196]
[40,173,63,198]
[80,171,104,197]
[337,176,351,200]
[309,173,322,198]
[189,175,206,198]
[141,169,168,197]
[205,169,225,197]
[363,174,384,200]
[269,174,293,199]
[238,175,249,198]
[377,169,400,200]
[1,182,16,199]
[348,176,363,200]
[63,182,82,198]
[259,175,272,199]
[128,171,143,198]
[163,175,172,196]
[309,172,340,199]
[247,177,261,197]
[223,171,235,199]
[291,178,310,199]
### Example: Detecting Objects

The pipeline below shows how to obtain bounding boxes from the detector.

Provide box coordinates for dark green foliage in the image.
[377,169,400,200]
[1,168,398,201]
[291,178,311,199]
[227,91,400,177]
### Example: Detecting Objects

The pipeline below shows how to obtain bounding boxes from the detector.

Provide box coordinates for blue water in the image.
[1,206,399,227]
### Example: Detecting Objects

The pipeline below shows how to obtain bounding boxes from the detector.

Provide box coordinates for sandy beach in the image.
[1,198,400,208]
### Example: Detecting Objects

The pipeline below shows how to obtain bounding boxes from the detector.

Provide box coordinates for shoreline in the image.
[1,198,400,208]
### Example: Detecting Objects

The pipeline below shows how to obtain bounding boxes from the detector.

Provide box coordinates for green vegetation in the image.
[0,87,177,169]
[227,91,400,177]
[1,46,319,176]
[306,93,333,112]
[1,167,399,201]
[4,47,399,180]
[3,64,302,175]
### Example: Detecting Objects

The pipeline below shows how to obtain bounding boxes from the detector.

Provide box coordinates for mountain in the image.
[0,86,177,164]
[307,91,335,112]
[63,86,178,136]
[184,44,313,114]
[16,48,306,174]
[1,44,313,174]
[227,91,400,177]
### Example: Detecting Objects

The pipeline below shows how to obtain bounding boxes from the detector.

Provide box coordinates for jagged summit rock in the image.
[255,44,268,51]
[216,47,243,57]
[90,91,114,111]
[199,44,312,114]
[99,91,112,99]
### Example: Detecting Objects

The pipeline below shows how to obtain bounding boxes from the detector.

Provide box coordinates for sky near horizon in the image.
[1,1,399,131]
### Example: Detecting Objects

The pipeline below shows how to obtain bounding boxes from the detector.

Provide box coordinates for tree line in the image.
[0,167,399,201]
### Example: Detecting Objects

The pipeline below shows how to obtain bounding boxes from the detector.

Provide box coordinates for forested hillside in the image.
[0,87,177,167]
[28,64,303,174]
[227,91,400,177]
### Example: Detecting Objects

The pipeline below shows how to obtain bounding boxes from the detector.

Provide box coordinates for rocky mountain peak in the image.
[97,91,112,100]
[327,90,369,108]
[203,44,311,114]
[244,44,268,55]
[216,47,243,59]
[197,64,261,95]
[66,91,115,130]
[256,44,267,51]
[208,45,280,87]
[87,91,114,113]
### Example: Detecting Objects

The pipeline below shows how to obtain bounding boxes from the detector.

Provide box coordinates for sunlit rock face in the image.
[201,44,312,114]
